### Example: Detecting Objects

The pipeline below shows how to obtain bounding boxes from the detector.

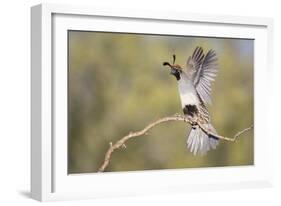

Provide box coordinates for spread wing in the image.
[186,47,218,105]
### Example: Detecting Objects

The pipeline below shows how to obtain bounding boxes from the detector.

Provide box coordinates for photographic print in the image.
[68,31,254,174]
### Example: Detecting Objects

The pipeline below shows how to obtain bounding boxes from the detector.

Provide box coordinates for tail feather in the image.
[187,123,219,155]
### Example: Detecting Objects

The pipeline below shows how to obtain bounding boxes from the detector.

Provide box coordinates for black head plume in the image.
[163,54,176,67]
[163,54,181,80]
[163,62,171,67]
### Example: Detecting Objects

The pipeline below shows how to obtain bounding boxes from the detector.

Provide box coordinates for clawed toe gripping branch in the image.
[98,114,253,172]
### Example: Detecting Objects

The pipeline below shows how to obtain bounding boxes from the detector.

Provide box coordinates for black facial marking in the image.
[170,68,181,80]
[173,72,181,80]
[183,105,199,117]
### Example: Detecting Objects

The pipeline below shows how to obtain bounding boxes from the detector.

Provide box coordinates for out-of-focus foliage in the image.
[68,31,254,174]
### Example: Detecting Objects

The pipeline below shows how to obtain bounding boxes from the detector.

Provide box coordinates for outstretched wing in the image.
[186,47,205,73]
[186,47,218,105]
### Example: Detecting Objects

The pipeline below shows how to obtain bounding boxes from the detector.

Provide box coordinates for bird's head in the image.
[163,54,182,81]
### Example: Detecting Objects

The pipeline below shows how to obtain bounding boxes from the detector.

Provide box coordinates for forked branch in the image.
[98,114,253,172]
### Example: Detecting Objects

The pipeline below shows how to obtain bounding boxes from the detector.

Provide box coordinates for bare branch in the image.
[98,114,253,172]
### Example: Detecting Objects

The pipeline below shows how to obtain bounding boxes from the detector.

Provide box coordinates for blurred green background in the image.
[68,31,254,174]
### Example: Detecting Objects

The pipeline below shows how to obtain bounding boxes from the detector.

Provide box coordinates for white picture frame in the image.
[31,3,274,202]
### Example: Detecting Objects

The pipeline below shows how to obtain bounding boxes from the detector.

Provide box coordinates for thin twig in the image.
[98,114,253,172]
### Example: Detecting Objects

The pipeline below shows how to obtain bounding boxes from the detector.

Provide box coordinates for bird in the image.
[163,47,219,155]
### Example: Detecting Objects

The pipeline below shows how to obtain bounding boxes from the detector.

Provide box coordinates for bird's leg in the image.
[187,116,198,129]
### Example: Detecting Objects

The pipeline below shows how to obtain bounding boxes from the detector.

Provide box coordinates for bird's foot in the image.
[191,122,197,129]
[189,117,198,129]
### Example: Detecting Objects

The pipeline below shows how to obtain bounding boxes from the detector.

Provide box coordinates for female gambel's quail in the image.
[163,47,219,155]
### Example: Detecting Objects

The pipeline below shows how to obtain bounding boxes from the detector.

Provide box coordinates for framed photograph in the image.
[31,3,274,201]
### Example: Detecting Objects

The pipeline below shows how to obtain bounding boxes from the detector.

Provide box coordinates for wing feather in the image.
[186,47,218,105]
